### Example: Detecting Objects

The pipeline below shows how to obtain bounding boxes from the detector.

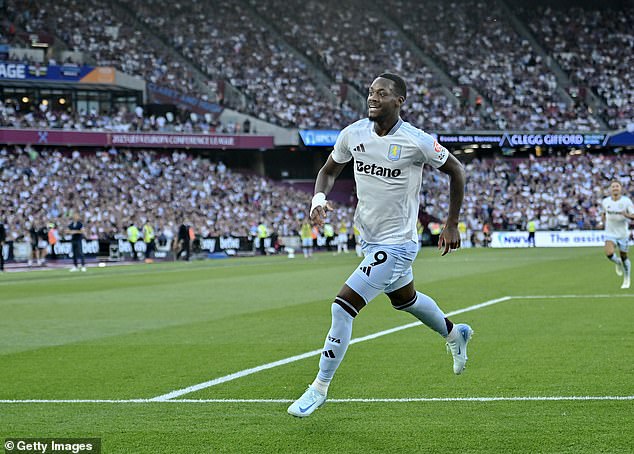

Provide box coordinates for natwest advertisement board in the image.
[491,230,607,248]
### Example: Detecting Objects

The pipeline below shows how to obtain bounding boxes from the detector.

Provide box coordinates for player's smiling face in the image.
[610,182,622,198]
[367,78,402,121]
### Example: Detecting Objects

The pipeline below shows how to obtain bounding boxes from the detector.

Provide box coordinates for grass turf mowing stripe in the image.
[150,293,632,401]
[1,396,632,404]
[149,296,514,401]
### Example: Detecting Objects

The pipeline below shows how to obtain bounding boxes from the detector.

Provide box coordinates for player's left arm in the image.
[624,200,634,220]
[437,153,466,256]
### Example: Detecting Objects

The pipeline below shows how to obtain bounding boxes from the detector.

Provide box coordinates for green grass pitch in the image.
[1,247,632,453]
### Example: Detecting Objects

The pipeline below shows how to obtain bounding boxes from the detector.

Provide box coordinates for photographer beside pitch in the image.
[288,73,473,417]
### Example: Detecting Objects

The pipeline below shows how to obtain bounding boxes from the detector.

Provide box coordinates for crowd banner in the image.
[491,230,607,248]
[0,128,274,150]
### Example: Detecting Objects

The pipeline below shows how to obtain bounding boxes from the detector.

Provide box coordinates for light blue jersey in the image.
[331,118,448,244]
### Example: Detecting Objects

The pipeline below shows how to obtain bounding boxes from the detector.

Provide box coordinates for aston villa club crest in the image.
[387,144,401,161]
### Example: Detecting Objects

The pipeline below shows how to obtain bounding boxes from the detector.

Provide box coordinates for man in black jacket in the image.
[177,220,190,261]
[0,213,6,272]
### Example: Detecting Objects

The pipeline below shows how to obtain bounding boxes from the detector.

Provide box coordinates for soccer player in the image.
[600,180,634,289]
[288,74,472,417]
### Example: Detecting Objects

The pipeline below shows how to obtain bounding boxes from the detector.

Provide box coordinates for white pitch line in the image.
[512,294,633,299]
[149,296,513,401]
[0,396,632,404]
[151,293,633,401]
[4,294,628,405]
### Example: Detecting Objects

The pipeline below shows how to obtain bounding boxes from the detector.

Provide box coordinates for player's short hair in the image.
[378,73,407,100]
[610,179,622,187]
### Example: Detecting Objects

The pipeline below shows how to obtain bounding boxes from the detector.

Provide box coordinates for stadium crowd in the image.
[0,146,355,246]
[0,146,630,249]
[4,0,629,131]
[246,0,487,131]
[118,0,357,129]
[0,99,246,134]
[382,0,602,131]
[7,0,202,101]
[421,153,633,236]
[521,4,634,130]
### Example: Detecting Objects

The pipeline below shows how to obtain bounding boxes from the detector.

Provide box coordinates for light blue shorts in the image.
[302,238,313,247]
[345,240,419,304]
[605,236,629,252]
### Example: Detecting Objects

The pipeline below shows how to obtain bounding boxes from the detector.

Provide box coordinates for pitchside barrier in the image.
[1,235,309,263]
[0,232,611,262]
[490,230,608,248]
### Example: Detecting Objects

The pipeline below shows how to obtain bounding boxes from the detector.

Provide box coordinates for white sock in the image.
[315,303,354,392]
[393,291,449,337]
[609,254,623,266]
[624,259,631,277]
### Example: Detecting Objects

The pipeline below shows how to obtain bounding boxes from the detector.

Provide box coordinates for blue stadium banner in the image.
[0,61,99,82]
[299,129,340,147]
[436,132,608,147]
[607,130,634,146]
[299,129,610,148]
[148,83,223,116]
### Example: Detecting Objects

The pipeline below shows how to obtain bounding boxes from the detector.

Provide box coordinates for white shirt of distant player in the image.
[601,195,634,239]
[331,118,448,244]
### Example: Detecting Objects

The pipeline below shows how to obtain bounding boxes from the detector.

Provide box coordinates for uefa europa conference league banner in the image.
[0,129,274,150]
[490,231,607,248]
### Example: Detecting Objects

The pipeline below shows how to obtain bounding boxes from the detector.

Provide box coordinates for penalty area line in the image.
[0,396,633,404]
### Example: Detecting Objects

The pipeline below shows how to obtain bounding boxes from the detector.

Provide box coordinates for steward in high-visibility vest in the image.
[527,220,536,247]
[127,223,140,260]
[300,221,313,258]
[257,222,268,255]
[143,222,155,260]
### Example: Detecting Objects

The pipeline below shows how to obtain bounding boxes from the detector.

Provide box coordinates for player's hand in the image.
[310,201,334,227]
[438,223,460,256]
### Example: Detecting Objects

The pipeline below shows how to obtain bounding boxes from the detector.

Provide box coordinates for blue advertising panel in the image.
[0,61,95,82]
[299,129,340,147]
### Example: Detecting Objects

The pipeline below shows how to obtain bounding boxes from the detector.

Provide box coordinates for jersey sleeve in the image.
[414,131,449,169]
[331,127,352,164]
[626,198,634,214]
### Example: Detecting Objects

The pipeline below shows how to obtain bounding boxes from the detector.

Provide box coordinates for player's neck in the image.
[372,115,400,137]
[612,194,621,201]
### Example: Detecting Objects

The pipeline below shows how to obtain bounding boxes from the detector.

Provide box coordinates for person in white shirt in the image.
[600,180,634,289]
[288,74,472,417]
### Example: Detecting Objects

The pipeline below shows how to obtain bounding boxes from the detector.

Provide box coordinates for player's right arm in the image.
[311,156,346,226]
[311,127,352,226]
